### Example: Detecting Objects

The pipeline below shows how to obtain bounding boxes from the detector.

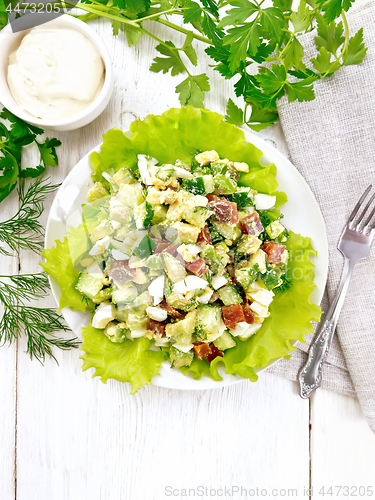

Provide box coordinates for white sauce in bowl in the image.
[7,28,105,121]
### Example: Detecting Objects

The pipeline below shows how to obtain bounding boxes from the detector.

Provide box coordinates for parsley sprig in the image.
[0,107,61,202]
[37,0,367,129]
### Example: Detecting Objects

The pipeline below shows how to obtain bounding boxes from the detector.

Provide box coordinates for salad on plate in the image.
[42,107,321,393]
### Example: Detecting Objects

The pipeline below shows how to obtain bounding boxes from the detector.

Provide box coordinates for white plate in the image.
[45,130,328,390]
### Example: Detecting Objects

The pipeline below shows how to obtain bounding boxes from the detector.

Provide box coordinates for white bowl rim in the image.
[0,14,113,128]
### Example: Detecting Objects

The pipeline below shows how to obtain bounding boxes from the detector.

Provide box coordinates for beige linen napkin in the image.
[266,1,375,431]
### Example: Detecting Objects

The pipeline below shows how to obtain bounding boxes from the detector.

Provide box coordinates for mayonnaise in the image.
[7,28,105,121]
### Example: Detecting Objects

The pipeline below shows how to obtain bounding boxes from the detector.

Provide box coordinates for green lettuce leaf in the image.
[80,324,168,394]
[40,225,94,313]
[90,106,267,183]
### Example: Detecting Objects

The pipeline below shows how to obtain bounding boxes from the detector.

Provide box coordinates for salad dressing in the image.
[7,28,105,121]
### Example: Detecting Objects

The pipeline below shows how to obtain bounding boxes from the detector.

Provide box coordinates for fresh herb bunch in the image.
[0,178,80,362]
[0,107,61,202]
[22,0,367,130]
[0,272,80,363]
[0,178,60,256]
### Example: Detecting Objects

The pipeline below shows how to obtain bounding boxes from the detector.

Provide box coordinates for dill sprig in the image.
[0,273,80,363]
[0,178,60,256]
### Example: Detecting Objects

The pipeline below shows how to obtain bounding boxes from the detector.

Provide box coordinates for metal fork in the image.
[298,185,375,399]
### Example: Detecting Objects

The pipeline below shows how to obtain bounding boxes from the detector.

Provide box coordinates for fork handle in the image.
[298,258,355,399]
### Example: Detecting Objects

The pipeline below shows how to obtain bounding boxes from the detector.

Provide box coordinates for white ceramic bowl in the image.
[0,14,114,131]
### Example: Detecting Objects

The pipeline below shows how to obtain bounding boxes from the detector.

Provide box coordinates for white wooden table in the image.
[1,16,375,500]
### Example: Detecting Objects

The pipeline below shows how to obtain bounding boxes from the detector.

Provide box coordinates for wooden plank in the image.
[0,187,18,500]
[311,389,375,493]
[16,370,309,499]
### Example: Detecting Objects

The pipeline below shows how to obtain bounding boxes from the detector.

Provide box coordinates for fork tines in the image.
[348,185,375,234]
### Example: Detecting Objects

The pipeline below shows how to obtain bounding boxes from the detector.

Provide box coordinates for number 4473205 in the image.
[319,486,374,496]
[6,3,62,14]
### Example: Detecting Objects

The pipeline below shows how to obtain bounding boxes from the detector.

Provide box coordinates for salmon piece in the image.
[262,241,285,264]
[207,195,239,225]
[222,304,246,330]
[240,212,264,236]
[185,258,208,278]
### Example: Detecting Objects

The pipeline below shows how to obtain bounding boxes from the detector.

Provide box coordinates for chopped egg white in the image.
[130,327,148,339]
[211,275,228,290]
[247,289,274,307]
[173,275,208,294]
[174,166,194,179]
[146,307,168,322]
[197,289,214,304]
[249,301,270,317]
[89,236,112,256]
[173,342,194,353]
[148,275,165,305]
[237,323,262,340]
[111,249,129,261]
[92,301,115,329]
[229,321,249,337]
[86,263,105,280]
[111,220,122,230]
[254,193,276,210]
[138,154,158,185]
[194,195,208,207]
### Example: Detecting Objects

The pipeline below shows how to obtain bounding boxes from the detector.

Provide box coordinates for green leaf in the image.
[81,323,168,394]
[0,153,19,203]
[143,202,154,228]
[149,42,185,76]
[247,105,279,131]
[283,36,304,70]
[183,0,202,23]
[311,46,337,73]
[218,0,258,27]
[112,20,142,46]
[291,0,311,32]
[318,0,353,23]
[245,85,279,111]
[19,164,46,179]
[224,22,260,72]
[343,28,367,66]
[134,234,156,258]
[182,32,198,66]
[315,14,345,56]
[112,0,150,11]
[225,98,244,125]
[38,137,61,168]
[255,64,286,94]
[175,74,210,107]
[183,176,206,195]
[201,11,223,43]
[0,0,8,30]
[200,0,219,17]
[286,78,316,102]
[272,0,292,11]
[41,226,95,313]
[234,71,253,97]
[260,7,285,40]
[0,108,43,139]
